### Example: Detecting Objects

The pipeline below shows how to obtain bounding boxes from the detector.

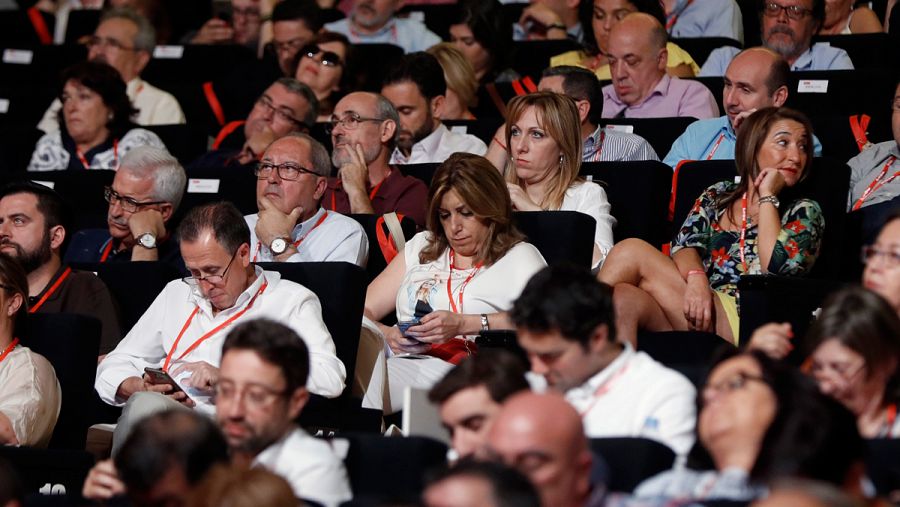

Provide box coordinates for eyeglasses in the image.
[214,382,286,409]
[325,112,385,135]
[809,359,866,386]
[233,6,261,18]
[254,161,318,181]
[762,2,812,20]
[299,44,342,68]
[702,372,768,399]
[181,249,239,288]
[255,95,303,126]
[104,186,165,213]
[84,35,137,52]
[274,37,307,54]
[861,245,900,267]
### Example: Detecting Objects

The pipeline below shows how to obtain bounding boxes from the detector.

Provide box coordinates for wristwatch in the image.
[136,232,157,249]
[759,195,780,209]
[480,314,490,332]
[270,237,289,255]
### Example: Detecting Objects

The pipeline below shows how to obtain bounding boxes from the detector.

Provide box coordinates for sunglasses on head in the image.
[300,44,342,68]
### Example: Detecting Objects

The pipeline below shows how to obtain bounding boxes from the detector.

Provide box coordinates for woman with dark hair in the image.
[598,107,824,345]
[619,349,863,502]
[448,0,519,84]
[0,253,61,447]
[363,153,546,413]
[551,0,700,79]
[293,31,352,122]
[28,61,165,171]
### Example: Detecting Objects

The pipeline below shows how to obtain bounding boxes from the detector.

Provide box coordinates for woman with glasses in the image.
[28,61,166,171]
[598,107,824,346]
[362,153,546,414]
[614,349,863,503]
[818,0,882,34]
[0,253,61,447]
[293,32,351,123]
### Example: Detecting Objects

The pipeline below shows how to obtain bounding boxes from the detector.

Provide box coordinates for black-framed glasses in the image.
[181,249,239,288]
[325,112,385,135]
[299,44,342,68]
[761,2,812,20]
[254,162,318,181]
[861,245,900,267]
[256,95,303,126]
[702,372,768,398]
[104,186,165,213]
[84,35,137,51]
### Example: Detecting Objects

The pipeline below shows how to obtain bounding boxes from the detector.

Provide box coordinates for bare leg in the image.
[612,283,674,346]
[712,295,736,345]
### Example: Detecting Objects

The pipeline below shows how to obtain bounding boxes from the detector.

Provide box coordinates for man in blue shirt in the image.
[665,47,822,169]
[324,0,440,53]
[700,0,853,75]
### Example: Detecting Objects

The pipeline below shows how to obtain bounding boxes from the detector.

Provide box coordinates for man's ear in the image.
[287,386,310,419]
[48,225,65,251]
[237,242,252,268]
[575,98,590,125]
[771,85,788,107]
[159,203,174,223]
[588,323,610,354]
[313,176,327,201]
[134,50,151,74]
[381,119,397,144]
[656,47,668,71]
[431,95,445,123]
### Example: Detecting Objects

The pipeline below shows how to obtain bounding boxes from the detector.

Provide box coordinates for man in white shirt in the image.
[96,202,346,454]
[38,8,185,133]
[510,265,697,457]
[246,133,367,265]
[324,0,441,53]
[217,318,352,507]
[382,53,487,165]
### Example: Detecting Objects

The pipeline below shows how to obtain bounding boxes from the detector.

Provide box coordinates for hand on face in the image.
[192,18,235,44]
[747,322,794,360]
[754,167,787,197]
[255,194,303,247]
[506,183,542,211]
[237,126,277,165]
[127,209,166,240]
[338,143,370,196]
[732,109,758,131]
[82,460,126,500]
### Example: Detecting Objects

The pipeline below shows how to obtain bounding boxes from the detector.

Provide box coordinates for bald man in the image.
[485,392,598,507]
[664,47,823,168]
[602,13,717,120]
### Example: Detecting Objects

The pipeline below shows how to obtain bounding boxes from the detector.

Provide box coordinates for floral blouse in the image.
[671,181,825,299]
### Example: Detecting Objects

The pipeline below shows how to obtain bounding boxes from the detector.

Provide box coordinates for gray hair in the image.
[373,93,400,148]
[101,7,156,53]
[274,77,319,129]
[118,146,187,212]
[281,132,332,177]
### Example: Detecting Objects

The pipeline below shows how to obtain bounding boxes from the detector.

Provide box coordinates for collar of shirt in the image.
[290,207,328,242]
[582,124,603,159]
[189,264,274,317]
[721,115,737,139]
[126,77,144,97]
[350,16,397,39]
[252,425,298,469]
[608,74,670,110]
[790,44,817,71]
[390,123,447,164]
[566,341,635,402]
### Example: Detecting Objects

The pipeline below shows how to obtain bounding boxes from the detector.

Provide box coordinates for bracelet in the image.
[546,23,566,32]
[492,136,507,150]
[686,269,706,278]
[758,195,780,209]
[480,314,490,332]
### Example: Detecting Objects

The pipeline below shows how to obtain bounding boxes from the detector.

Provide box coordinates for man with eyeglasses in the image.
[65,146,186,270]
[699,0,853,76]
[382,52,487,165]
[323,0,440,54]
[216,318,352,505]
[245,133,367,265]
[322,91,429,227]
[510,265,697,457]
[96,202,346,453]
[0,181,121,356]
[37,8,185,134]
[193,78,319,170]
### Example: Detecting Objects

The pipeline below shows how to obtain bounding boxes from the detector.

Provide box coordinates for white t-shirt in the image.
[559,180,616,267]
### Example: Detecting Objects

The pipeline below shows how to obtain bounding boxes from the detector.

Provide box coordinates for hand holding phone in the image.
[144,367,186,395]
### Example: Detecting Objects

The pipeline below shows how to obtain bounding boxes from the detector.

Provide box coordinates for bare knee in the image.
[599,238,658,284]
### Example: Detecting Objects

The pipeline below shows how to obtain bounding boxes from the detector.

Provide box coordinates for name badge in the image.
[605,124,634,133]
[3,49,33,65]
[0,98,8,114]
[153,45,184,59]
[450,125,468,134]
[187,178,220,193]
[797,80,828,93]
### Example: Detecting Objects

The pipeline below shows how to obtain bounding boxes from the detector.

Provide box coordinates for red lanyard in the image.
[76,139,118,169]
[162,279,268,371]
[0,338,19,364]
[99,239,114,262]
[739,192,749,273]
[251,212,329,261]
[852,156,899,211]
[886,403,897,435]
[29,267,71,313]
[331,173,389,210]
[588,130,606,162]
[665,0,693,30]
[706,133,726,160]
[446,250,483,314]
[576,362,630,417]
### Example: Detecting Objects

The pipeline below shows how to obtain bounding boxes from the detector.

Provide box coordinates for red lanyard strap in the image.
[77,140,118,169]
[251,212,329,261]
[0,338,19,364]
[162,280,268,371]
[849,115,872,152]
[739,192,749,273]
[26,8,52,45]
[29,267,72,313]
[706,133,726,160]
[577,363,630,417]
[99,240,114,262]
[852,156,898,211]
[446,250,483,314]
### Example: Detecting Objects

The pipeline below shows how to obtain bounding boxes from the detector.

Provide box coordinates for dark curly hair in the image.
[57,61,138,140]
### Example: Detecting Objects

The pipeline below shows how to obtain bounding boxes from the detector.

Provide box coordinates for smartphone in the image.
[397,318,421,341]
[144,367,186,395]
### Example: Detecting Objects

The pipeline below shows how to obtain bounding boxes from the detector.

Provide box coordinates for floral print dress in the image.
[671,181,825,302]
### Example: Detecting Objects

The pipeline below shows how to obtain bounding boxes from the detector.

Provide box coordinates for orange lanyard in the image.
[739,192,749,273]
[887,403,897,432]
[706,133,726,160]
[99,239,114,262]
[587,130,606,162]
[331,173,389,210]
[852,156,898,211]
[0,338,19,364]
[162,279,268,371]
[29,267,72,313]
[577,363,630,417]
[665,0,693,30]
[446,250,483,314]
[76,139,118,169]
[251,212,329,261]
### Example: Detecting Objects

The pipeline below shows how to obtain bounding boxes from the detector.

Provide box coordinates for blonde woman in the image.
[427,43,478,120]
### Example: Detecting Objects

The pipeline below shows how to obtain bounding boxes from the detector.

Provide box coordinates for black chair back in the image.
[174,166,259,228]
[0,447,94,496]
[866,438,900,498]
[64,9,101,44]
[341,433,448,502]
[399,162,439,188]
[144,124,209,166]
[511,39,581,78]
[598,117,701,158]
[637,330,728,388]
[589,437,676,493]
[443,118,504,146]
[0,170,115,230]
[670,160,738,234]
[513,211,595,268]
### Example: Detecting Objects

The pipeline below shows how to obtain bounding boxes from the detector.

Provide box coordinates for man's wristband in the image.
[546,23,566,32]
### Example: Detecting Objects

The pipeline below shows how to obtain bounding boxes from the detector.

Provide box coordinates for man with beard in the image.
[324,0,440,53]
[700,0,853,75]
[216,318,352,506]
[245,133,368,265]
[382,52,486,166]
[0,182,121,356]
[37,7,185,133]
[322,91,428,227]
[66,146,186,271]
